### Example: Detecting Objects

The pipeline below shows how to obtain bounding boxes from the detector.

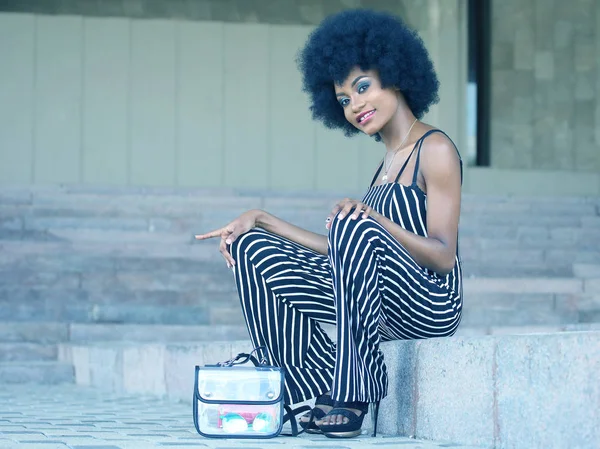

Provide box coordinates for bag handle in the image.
[206,346,268,368]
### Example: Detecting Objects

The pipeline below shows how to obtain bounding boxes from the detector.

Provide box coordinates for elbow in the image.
[433,246,456,276]
[436,265,454,277]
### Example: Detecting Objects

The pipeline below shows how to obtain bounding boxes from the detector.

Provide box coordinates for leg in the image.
[327,214,389,404]
[230,228,337,405]
[320,214,461,435]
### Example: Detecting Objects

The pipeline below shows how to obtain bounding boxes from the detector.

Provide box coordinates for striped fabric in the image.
[230,129,463,405]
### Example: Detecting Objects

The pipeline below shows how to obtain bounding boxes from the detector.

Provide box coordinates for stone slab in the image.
[0,322,68,343]
[0,361,74,384]
[57,331,600,448]
[495,332,600,448]
[413,337,495,447]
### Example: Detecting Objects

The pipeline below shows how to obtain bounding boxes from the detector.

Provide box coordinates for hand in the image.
[194,210,261,268]
[325,198,373,230]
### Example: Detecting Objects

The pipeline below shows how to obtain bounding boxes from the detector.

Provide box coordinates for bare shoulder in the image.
[419,130,462,179]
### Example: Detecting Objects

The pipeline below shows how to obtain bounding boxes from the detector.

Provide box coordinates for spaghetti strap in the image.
[369,160,385,188]
[393,146,418,183]
[410,129,464,186]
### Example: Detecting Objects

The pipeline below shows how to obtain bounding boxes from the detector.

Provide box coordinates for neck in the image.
[380,108,418,152]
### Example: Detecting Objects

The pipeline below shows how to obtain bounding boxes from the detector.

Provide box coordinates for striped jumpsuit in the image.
[230,129,463,405]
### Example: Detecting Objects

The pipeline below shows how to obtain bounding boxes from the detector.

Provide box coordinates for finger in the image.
[350,203,366,219]
[220,236,236,268]
[224,229,240,246]
[337,201,357,219]
[219,238,231,268]
[194,228,222,240]
[362,206,373,218]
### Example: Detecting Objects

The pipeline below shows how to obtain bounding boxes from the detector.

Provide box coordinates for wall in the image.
[0,0,467,191]
[490,0,600,172]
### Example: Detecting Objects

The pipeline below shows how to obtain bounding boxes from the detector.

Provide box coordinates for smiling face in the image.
[334,67,401,136]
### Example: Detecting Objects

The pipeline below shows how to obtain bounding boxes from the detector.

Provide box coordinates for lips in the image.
[356,109,376,125]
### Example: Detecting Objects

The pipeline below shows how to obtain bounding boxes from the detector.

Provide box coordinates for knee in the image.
[328,213,380,249]
[229,228,267,263]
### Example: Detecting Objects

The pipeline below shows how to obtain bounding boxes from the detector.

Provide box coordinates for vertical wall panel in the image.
[268,25,315,190]
[176,21,224,187]
[34,15,83,183]
[223,24,269,189]
[422,0,440,128]
[596,0,600,169]
[435,0,465,151]
[82,18,129,184]
[130,20,176,186]
[0,14,34,183]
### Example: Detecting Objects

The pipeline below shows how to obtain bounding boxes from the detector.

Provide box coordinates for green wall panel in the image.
[0,14,34,183]
[82,17,130,185]
[130,19,176,186]
[34,15,83,183]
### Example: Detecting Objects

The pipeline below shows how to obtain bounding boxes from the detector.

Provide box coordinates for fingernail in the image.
[225,239,231,245]
[338,215,344,220]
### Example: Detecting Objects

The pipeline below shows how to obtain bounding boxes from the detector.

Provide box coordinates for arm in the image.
[255,210,329,256]
[370,134,462,275]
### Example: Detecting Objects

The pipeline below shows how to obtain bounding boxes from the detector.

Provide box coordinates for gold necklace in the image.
[381,118,418,182]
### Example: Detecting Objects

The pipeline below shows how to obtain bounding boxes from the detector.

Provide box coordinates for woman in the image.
[195,9,463,438]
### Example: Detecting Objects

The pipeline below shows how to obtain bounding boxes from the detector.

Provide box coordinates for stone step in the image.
[3,240,600,275]
[0,343,57,361]
[2,200,598,237]
[5,226,600,254]
[2,187,597,213]
[3,275,589,295]
[462,261,573,277]
[0,292,595,328]
[0,322,69,343]
[3,210,598,236]
[57,332,600,448]
[574,263,600,278]
[0,361,74,384]
[455,322,600,336]
[0,296,243,326]
[68,323,249,343]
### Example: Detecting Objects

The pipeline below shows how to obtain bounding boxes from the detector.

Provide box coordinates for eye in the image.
[338,97,350,107]
[357,81,370,94]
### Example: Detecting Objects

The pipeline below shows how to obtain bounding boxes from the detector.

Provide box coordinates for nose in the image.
[351,96,365,113]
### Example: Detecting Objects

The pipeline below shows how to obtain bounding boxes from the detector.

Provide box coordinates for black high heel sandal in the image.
[319,400,381,438]
[298,393,335,434]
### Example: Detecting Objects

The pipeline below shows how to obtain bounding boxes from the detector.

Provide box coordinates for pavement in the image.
[0,384,484,449]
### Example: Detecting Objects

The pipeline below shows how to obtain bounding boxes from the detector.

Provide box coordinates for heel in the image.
[370,401,380,437]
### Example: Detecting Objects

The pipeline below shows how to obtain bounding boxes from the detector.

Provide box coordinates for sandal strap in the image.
[315,393,335,407]
[332,400,369,413]
[325,407,363,422]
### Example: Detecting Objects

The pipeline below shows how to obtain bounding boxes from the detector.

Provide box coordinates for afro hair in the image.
[297,8,440,138]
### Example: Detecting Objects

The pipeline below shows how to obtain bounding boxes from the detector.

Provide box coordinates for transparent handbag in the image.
[193,347,309,439]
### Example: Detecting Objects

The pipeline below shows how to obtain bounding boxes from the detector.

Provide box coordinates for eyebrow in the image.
[335,76,369,97]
